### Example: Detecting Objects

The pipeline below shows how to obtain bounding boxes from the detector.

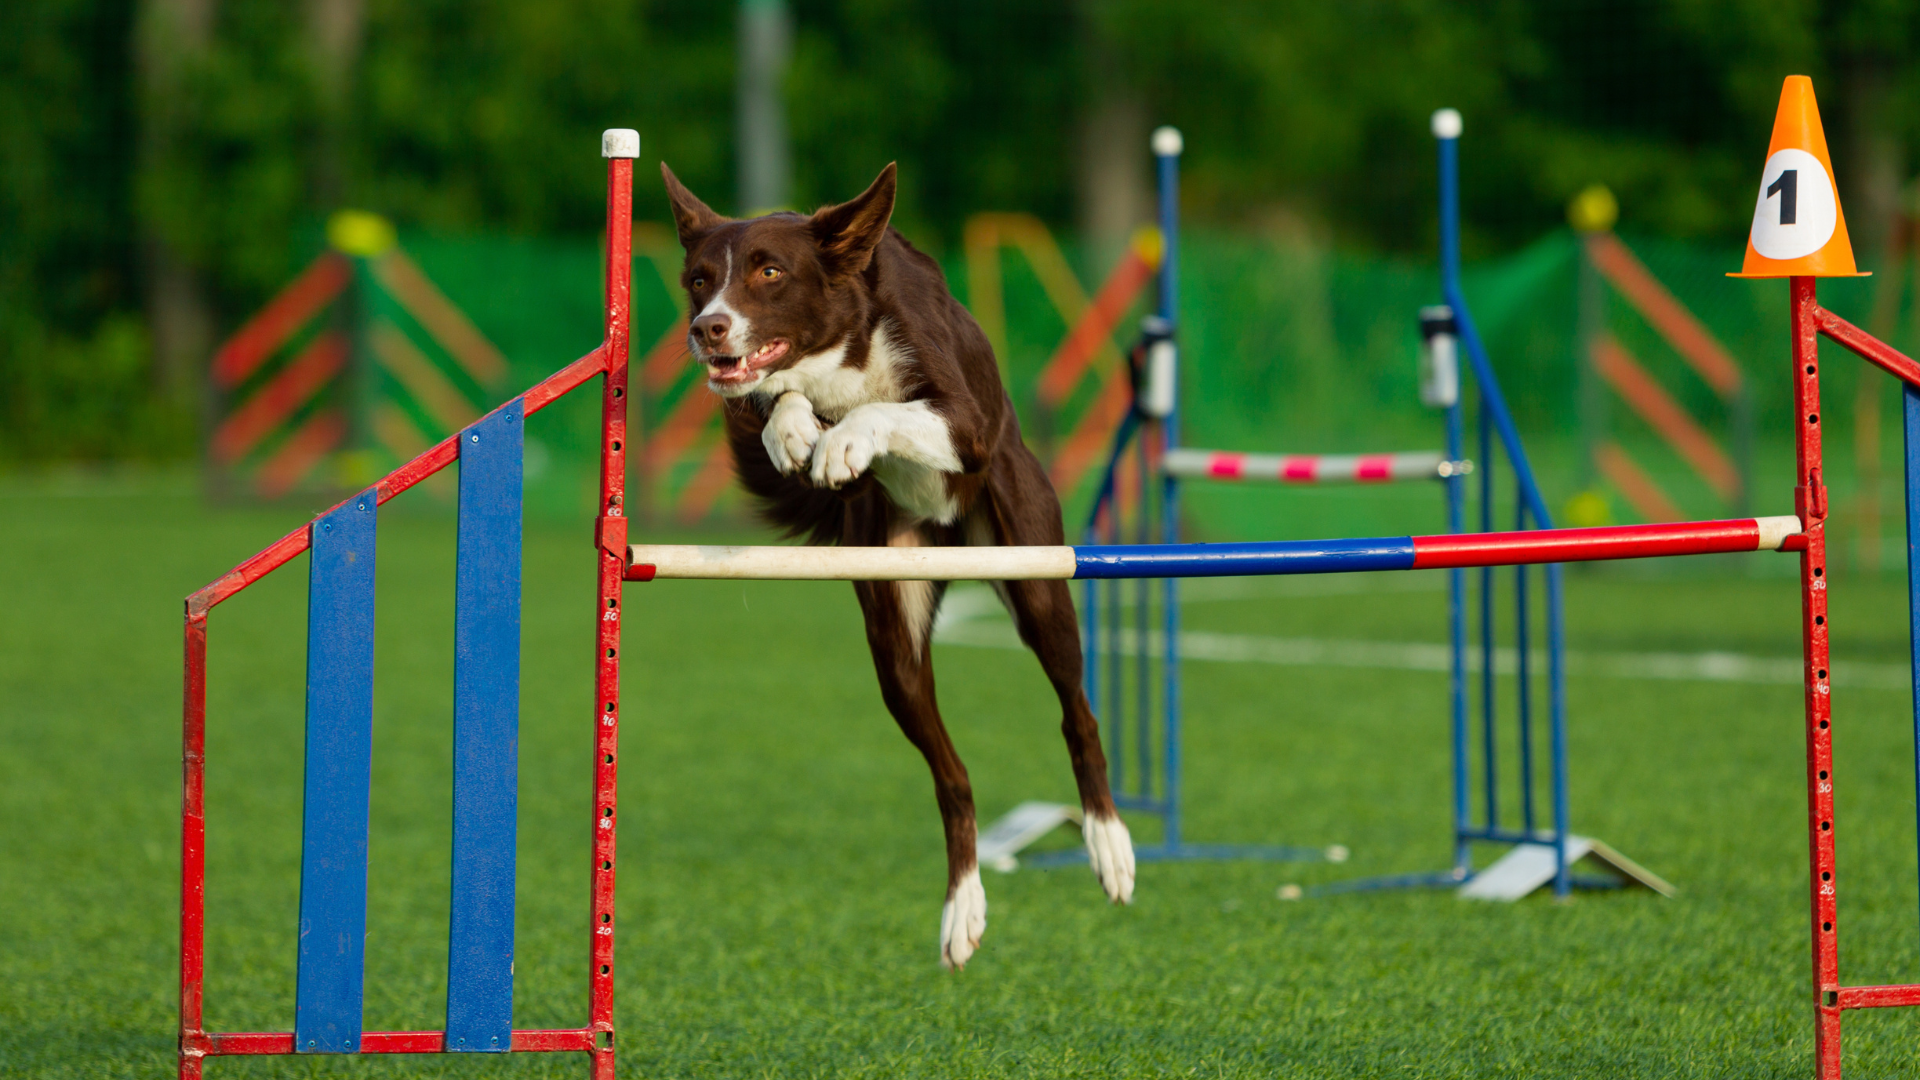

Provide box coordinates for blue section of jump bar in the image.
[1074,538,1416,578]
[295,490,379,1054]
[446,399,523,1052]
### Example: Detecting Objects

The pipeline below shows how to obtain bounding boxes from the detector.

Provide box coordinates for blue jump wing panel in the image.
[445,399,523,1051]
[295,491,379,1053]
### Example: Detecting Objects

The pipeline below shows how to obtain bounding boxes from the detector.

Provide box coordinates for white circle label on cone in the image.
[1750,148,1837,260]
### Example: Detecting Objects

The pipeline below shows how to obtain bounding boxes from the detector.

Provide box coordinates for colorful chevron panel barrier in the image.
[206,211,512,499]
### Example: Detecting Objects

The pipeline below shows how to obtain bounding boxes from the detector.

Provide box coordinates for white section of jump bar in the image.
[627,544,1078,581]
[1163,447,1469,483]
[1755,515,1801,550]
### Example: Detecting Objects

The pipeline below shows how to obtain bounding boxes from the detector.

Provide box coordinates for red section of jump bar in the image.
[185,344,608,616]
[1410,518,1771,568]
[195,1028,596,1055]
[1207,453,1244,478]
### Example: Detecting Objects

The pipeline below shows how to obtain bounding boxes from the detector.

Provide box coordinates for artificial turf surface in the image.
[7,473,1920,1078]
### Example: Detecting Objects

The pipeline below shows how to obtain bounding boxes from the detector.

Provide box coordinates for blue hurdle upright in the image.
[987,112,1671,900]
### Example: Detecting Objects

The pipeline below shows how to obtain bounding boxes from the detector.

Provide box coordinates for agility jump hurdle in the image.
[178,129,638,1077]
[982,115,1650,895]
[620,81,1920,1079]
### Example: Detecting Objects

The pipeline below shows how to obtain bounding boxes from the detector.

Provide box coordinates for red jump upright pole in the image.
[589,128,637,1080]
[179,611,209,1079]
[1791,277,1842,1077]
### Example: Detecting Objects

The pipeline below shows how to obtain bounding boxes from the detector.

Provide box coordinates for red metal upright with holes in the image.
[1792,277,1842,1075]
[589,147,633,1080]
[178,136,634,1078]
[1782,277,1920,1077]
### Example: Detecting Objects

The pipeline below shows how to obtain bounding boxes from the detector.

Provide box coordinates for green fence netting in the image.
[389,226,1910,552]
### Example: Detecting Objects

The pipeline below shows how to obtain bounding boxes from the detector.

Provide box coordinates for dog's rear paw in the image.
[1083,813,1135,904]
[939,868,987,970]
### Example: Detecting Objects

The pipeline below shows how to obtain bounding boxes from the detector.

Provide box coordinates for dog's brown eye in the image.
[760,266,782,280]
[691,277,706,290]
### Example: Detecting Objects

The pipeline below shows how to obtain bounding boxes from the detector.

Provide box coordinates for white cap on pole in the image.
[1430,109,1462,140]
[1151,126,1184,157]
[602,129,641,159]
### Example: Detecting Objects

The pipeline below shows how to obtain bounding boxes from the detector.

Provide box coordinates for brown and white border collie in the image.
[661,162,1134,969]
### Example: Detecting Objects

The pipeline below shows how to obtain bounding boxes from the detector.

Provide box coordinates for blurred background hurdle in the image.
[978,116,1673,901]
[206,211,514,501]
[1567,184,1755,525]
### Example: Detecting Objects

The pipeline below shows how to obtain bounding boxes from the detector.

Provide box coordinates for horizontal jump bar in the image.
[626,516,1802,582]
[1163,447,1469,483]
[195,1028,596,1055]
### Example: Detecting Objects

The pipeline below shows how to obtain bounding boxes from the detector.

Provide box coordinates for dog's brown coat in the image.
[664,163,1125,966]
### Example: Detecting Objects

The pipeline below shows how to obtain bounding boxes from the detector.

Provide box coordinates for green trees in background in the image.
[4,0,1919,462]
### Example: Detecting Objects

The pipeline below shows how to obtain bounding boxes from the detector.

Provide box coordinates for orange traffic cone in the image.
[1729,75,1867,278]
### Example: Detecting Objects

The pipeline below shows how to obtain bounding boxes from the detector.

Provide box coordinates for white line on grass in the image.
[932,587,1908,690]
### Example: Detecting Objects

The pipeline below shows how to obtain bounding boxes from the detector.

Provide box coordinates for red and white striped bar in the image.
[626,516,1803,582]
[1163,447,1468,483]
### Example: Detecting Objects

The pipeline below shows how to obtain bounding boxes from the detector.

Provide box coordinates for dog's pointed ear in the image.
[810,163,897,275]
[661,163,727,249]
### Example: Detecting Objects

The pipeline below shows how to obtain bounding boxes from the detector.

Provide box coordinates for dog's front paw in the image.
[811,409,890,489]
[940,868,987,970]
[763,392,822,476]
[1083,813,1135,904]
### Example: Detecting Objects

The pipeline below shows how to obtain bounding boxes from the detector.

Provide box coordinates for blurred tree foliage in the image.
[3,0,1919,461]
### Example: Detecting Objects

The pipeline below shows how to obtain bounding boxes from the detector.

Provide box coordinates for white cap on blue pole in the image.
[1151,125,1183,157]
[1430,109,1462,139]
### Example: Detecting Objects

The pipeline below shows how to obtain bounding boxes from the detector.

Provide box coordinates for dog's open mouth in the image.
[706,339,790,385]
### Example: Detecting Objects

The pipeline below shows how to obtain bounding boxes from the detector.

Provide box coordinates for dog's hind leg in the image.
[851,531,985,970]
[971,451,1135,904]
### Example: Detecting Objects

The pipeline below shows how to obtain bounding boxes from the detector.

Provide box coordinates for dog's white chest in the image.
[757,325,961,524]
[871,455,957,523]
[757,325,910,420]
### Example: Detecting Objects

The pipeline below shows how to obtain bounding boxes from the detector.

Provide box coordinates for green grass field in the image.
[8,473,1920,1078]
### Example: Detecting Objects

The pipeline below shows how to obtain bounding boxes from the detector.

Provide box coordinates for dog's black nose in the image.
[691,312,733,351]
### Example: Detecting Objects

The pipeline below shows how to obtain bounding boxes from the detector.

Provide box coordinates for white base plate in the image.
[977,801,1085,872]
[1457,834,1675,901]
